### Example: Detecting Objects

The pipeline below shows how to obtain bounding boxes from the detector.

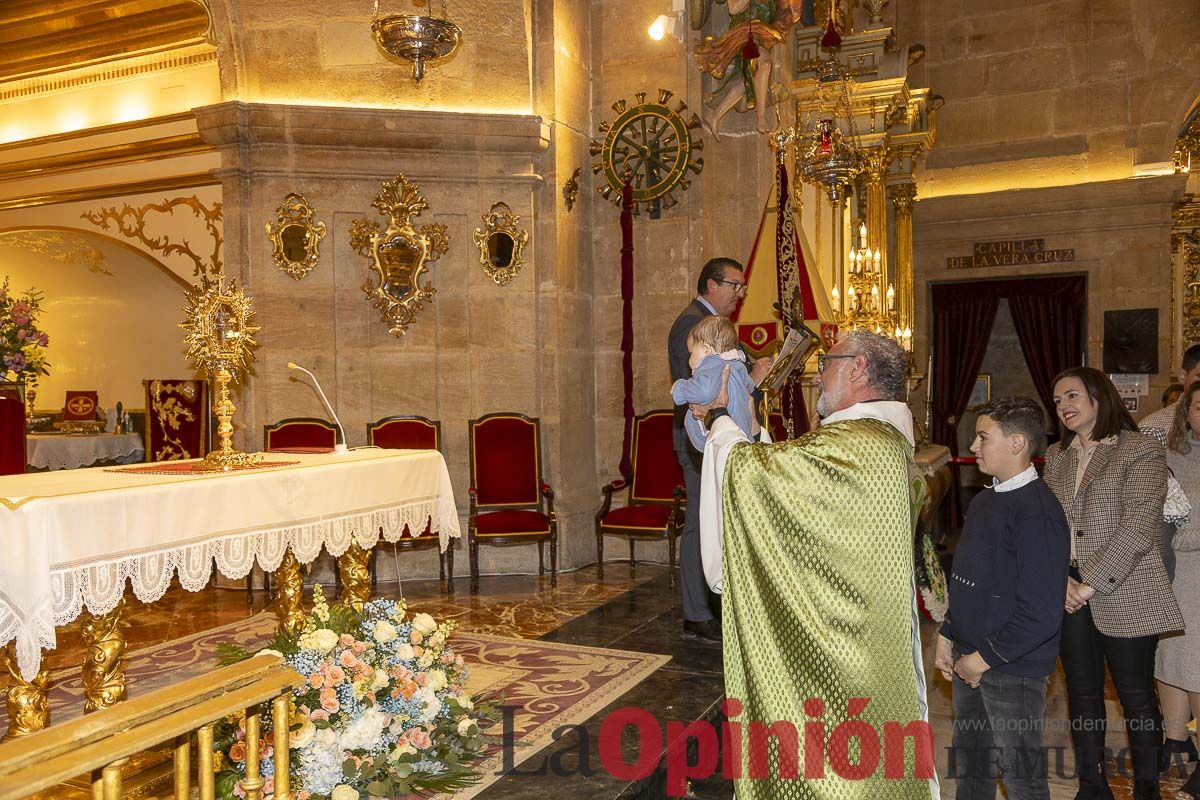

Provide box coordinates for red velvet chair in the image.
[263,417,337,451]
[0,385,25,476]
[367,415,452,589]
[144,379,209,462]
[467,412,557,592]
[595,410,685,587]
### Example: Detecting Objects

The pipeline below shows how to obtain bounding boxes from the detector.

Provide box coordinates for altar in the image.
[0,448,461,734]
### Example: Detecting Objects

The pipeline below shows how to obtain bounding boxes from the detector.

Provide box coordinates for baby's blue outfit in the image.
[671,351,756,451]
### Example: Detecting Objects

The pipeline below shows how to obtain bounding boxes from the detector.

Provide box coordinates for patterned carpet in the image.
[5,611,671,799]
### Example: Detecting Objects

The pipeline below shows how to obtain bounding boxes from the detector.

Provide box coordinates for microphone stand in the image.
[287,362,349,453]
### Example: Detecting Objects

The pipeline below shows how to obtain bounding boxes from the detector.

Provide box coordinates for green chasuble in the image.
[721,418,936,800]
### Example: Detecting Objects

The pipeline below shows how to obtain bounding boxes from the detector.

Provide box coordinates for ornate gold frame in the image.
[265,193,326,281]
[351,175,449,337]
[471,202,529,286]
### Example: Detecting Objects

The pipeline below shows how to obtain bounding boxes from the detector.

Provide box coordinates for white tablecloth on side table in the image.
[0,448,461,681]
[25,432,145,471]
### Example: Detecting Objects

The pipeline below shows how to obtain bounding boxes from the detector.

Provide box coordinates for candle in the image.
[886,284,895,311]
[831,286,840,312]
[873,248,881,272]
[859,222,867,247]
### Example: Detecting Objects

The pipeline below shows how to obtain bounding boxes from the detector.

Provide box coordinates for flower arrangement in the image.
[215,587,489,800]
[0,278,50,383]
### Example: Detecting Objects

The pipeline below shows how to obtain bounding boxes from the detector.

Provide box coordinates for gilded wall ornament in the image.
[265,193,326,281]
[82,196,223,278]
[0,231,111,275]
[351,175,449,337]
[472,202,529,286]
[562,167,582,213]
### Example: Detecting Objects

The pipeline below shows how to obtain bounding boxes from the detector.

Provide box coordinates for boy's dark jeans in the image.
[951,669,1050,800]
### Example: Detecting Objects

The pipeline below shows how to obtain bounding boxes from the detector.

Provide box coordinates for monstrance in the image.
[180,274,262,471]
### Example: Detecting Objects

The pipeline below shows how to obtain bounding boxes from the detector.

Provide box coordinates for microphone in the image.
[287,362,349,453]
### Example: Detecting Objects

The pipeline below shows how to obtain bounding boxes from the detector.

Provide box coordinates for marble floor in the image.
[6,564,1196,799]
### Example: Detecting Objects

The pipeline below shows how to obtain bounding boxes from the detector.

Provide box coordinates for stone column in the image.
[889,182,917,335]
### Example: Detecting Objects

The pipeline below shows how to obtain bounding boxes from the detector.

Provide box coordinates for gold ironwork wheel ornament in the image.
[589,89,703,213]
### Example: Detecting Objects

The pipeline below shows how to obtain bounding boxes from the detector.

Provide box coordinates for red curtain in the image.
[1007,276,1086,416]
[931,275,1086,526]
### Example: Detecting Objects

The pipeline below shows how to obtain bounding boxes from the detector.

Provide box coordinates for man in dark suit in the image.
[668,257,768,641]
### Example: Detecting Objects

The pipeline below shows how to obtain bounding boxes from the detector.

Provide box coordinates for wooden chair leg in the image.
[469,539,479,594]
[446,544,455,592]
[245,573,254,607]
[596,530,604,579]
[537,541,545,575]
[370,548,378,591]
[669,533,677,589]
[438,543,446,582]
[550,532,557,588]
[628,539,636,570]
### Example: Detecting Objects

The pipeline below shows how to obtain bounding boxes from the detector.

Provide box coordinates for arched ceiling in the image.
[0,0,211,81]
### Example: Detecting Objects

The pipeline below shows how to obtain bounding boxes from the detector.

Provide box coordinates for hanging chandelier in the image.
[796,57,865,202]
[371,0,462,82]
[830,223,913,350]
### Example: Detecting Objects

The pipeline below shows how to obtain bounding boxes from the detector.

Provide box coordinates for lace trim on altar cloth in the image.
[48,496,460,629]
[0,590,56,685]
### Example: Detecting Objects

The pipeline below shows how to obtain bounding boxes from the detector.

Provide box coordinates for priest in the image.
[699,330,938,799]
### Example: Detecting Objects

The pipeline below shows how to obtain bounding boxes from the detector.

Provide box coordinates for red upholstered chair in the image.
[367,415,452,589]
[263,417,337,451]
[144,379,209,462]
[467,412,557,592]
[768,411,789,443]
[0,385,25,476]
[62,390,99,421]
[595,410,685,587]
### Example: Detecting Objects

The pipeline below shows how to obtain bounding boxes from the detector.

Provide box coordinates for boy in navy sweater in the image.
[935,397,1070,800]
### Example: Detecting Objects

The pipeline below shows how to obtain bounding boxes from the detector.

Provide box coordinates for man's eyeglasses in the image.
[715,278,747,295]
[817,353,856,373]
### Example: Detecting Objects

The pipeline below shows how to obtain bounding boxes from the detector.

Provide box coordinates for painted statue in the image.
[693,0,802,140]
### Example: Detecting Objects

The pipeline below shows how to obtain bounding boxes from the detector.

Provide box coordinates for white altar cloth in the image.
[0,448,461,681]
[26,432,145,471]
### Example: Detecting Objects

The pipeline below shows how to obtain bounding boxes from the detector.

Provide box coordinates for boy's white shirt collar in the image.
[820,400,916,447]
[990,464,1039,493]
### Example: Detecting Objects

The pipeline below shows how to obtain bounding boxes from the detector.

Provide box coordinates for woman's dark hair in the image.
[1051,366,1137,446]
[1168,381,1200,455]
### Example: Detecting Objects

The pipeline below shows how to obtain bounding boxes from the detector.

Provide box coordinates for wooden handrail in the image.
[0,654,304,800]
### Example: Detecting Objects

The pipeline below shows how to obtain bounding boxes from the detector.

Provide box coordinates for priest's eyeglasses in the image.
[817,353,856,373]
[715,278,747,295]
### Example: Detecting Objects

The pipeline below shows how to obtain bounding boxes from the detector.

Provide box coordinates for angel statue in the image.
[692,0,802,140]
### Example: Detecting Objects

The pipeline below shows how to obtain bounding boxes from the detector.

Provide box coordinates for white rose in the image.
[457,694,474,711]
[388,741,418,762]
[291,719,316,749]
[313,629,339,653]
[257,648,284,659]
[373,620,397,644]
[411,613,437,636]
[418,653,434,669]
[331,785,360,800]
[457,717,477,736]
[371,669,390,691]
[396,643,415,660]
[427,669,448,692]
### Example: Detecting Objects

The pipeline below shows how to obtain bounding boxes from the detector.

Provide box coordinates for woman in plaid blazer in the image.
[1045,367,1183,800]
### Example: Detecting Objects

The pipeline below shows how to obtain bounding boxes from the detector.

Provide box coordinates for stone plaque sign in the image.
[947,239,1075,269]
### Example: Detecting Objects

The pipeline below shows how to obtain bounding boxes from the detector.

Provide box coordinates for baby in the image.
[671,315,757,451]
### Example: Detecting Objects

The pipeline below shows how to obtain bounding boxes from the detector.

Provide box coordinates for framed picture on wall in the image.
[968,374,991,409]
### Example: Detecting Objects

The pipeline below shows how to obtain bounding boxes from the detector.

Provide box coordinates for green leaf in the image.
[343,758,358,778]
[366,780,390,795]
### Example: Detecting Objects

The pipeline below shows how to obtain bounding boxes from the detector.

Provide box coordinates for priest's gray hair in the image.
[838,330,909,401]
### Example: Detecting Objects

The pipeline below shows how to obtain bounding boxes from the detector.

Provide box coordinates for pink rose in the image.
[309,673,325,689]
[340,634,355,647]
[414,673,428,687]
[408,729,433,750]
[339,651,357,669]
[320,688,340,713]
[352,642,367,655]
[309,709,330,722]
